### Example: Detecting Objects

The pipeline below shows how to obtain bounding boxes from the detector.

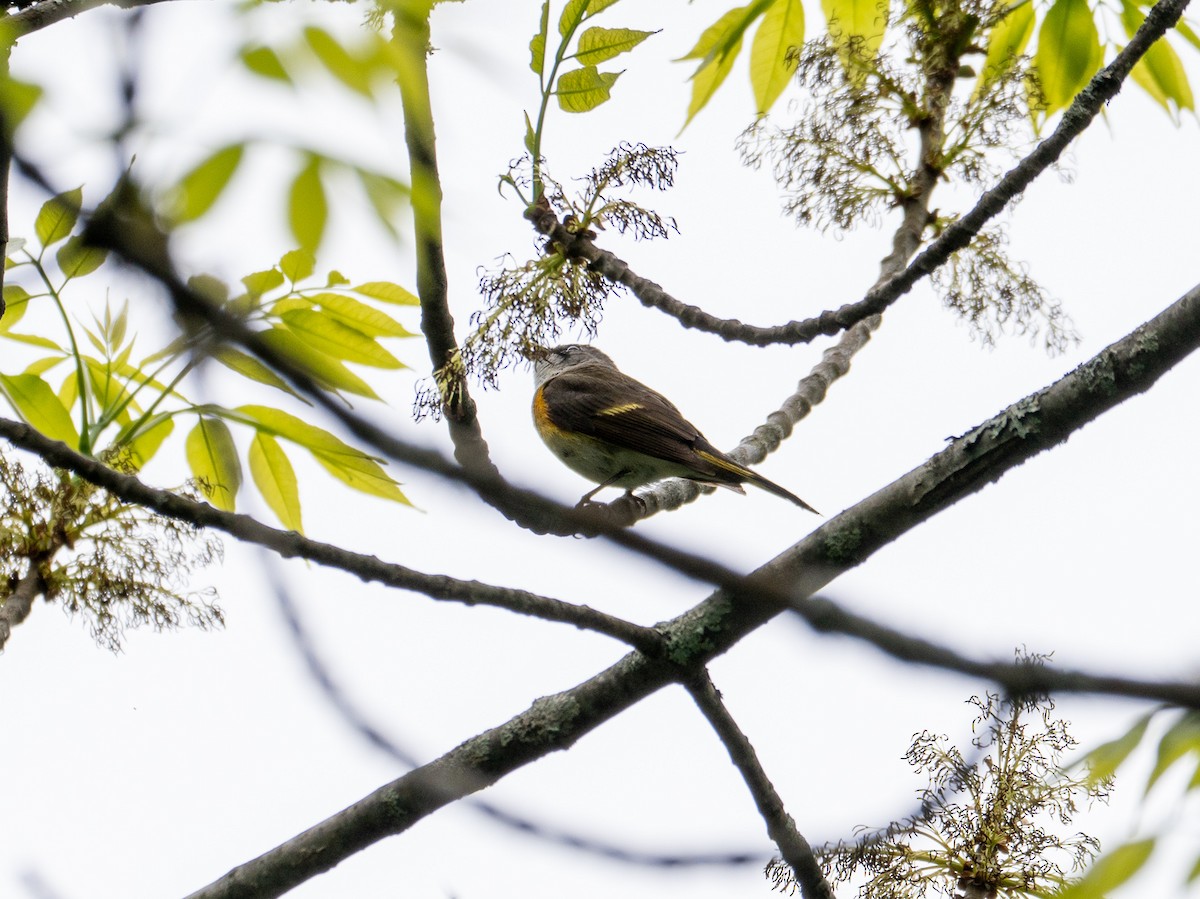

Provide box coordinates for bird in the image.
[530,343,818,512]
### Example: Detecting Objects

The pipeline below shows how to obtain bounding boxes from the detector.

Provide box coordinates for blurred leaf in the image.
[1078,710,1154,785]
[530,0,549,75]
[575,26,656,65]
[242,267,286,296]
[35,187,82,248]
[280,310,403,368]
[22,356,62,376]
[524,110,537,154]
[3,332,64,351]
[0,76,43,139]
[353,281,420,305]
[249,432,303,532]
[1122,0,1194,114]
[0,372,79,445]
[1054,839,1154,899]
[304,26,373,97]
[750,0,805,115]
[326,270,350,287]
[240,45,292,83]
[212,346,310,403]
[56,235,108,278]
[1188,852,1200,883]
[1146,711,1200,793]
[354,168,409,241]
[280,248,316,283]
[258,327,381,399]
[170,144,245,223]
[0,284,30,331]
[556,65,622,112]
[186,417,242,511]
[83,357,133,424]
[1036,0,1103,113]
[289,154,327,251]
[678,4,768,127]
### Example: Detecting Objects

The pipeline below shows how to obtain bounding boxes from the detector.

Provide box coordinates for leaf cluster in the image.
[1,191,420,533]
[0,450,223,651]
[768,670,1109,898]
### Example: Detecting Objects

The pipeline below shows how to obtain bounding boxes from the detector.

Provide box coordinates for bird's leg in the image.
[576,470,633,507]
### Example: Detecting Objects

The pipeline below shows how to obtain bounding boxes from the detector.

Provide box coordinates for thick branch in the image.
[0,561,45,651]
[186,282,1200,898]
[527,0,1190,347]
[687,671,836,899]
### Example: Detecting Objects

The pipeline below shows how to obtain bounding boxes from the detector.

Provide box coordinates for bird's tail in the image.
[697,450,820,515]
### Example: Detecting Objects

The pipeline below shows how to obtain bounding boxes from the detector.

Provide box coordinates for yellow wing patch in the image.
[597,402,645,416]
[696,449,752,478]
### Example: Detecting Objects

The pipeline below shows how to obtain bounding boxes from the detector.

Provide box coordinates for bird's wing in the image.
[540,364,716,470]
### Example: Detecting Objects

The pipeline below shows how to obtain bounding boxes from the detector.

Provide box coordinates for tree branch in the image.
[0,421,661,650]
[0,560,45,650]
[686,670,837,899]
[526,0,1190,347]
[3,0,171,37]
[185,281,1200,898]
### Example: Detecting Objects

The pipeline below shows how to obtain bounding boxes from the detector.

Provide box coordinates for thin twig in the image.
[686,670,837,899]
[0,561,45,650]
[3,0,170,37]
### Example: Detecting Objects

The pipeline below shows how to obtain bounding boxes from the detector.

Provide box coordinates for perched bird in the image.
[531,344,818,512]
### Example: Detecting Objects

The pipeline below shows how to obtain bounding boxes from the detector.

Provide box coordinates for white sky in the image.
[3,1,1200,898]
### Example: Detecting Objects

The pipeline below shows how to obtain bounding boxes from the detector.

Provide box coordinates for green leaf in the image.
[269,296,312,316]
[35,187,82,248]
[186,417,242,511]
[22,356,62,376]
[678,3,771,126]
[242,267,286,296]
[240,45,292,83]
[355,168,410,240]
[237,404,369,455]
[326,270,350,287]
[524,110,537,155]
[352,281,420,305]
[821,0,886,51]
[280,309,403,368]
[1054,839,1154,899]
[313,448,410,505]
[280,248,316,283]
[0,285,31,332]
[1177,18,1200,52]
[1188,851,1200,883]
[1146,710,1200,793]
[1078,711,1154,785]
[558,0,621,37]
[170,144,245,223]
[682,32,745,128]
[304,26,373,97]
[1036,0,1103,113]
[212,346,310,403]
[56,235,108,279]
[3,332,64,351]
[530,0,549,75]
[257,327,381,399]
[289,154,327,251]
[249,432,303,532]
[575,26,656,65]
[0,373,79,445]
[750,0,805,115]
[556,65,622,112]
[313,293,415,337]
[83,357,133,424]
[0,76,43,139]
[122,416,175,470]
[1122,1,1194,114]
[980,0,1035,83]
